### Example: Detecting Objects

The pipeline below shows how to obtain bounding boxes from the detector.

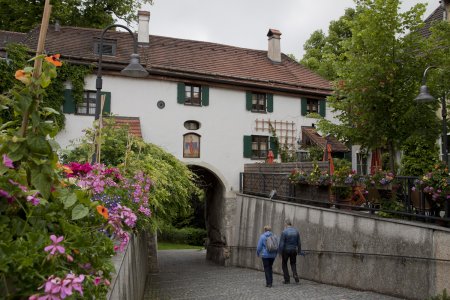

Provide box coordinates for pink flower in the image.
[66,254,74,262]
[44,235,65,256]
[139,205,151,216]
[93,277,101,286]
[2,154,14,168]
[27,193,40,206]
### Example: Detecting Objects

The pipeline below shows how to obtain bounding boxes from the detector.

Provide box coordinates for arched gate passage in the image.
[188,165,230,265]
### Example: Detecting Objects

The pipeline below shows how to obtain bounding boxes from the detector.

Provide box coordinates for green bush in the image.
[400,135,439,176]
[158,224,207,246]
[428,289,450,300]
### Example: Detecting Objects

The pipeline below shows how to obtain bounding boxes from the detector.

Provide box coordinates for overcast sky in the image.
[132,0,440,60]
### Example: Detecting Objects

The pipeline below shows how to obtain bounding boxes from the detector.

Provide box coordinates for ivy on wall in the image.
[0,43,91,130]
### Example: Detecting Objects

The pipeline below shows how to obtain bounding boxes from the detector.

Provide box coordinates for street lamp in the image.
[415,66,448,165]
[93,24,148,162]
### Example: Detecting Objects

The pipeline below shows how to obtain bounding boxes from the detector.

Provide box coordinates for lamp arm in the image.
[421,65,438,85]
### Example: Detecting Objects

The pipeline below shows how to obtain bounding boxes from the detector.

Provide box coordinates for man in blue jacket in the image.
[256,225,278,287]
[278,219,302,284]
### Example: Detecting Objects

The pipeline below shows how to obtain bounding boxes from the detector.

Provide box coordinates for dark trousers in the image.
[262,257,275,285]
[282,250,298,282]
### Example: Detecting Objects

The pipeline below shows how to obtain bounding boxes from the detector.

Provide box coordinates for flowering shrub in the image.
[288,168,308,184]
[0,54,156,299]
[307,162,330,186]
[369,169,395,187]
[414,162,450,202]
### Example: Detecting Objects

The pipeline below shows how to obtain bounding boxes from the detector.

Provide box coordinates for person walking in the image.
[278,219,303,284]
[256,225,278,288]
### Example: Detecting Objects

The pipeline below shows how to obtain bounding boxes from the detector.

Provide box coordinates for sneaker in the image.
[266,284,272,288]
[294,276,299,283]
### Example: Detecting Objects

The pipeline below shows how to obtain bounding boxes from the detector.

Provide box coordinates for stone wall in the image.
[107,231,157,300]
[229,194,450,300]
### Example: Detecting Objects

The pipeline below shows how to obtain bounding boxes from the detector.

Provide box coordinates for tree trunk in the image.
[388,140,396,173]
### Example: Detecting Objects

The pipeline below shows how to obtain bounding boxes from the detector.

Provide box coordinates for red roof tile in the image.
[109,116,142,138]
[302,126,349,152]
[18,25,332,97]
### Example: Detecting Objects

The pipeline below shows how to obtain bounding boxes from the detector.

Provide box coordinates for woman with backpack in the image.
[256,225,278,287]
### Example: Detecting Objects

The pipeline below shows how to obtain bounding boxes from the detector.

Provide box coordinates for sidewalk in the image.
[143,249,403,300]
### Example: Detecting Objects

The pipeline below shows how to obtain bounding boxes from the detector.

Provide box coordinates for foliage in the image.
[157,242,203,250]
[428,289,450,300]
[0,0,153,32]
[369,169,395,187]
[307,145,324,162]
[0,43,91,130]
[414,162,450,203]
[307,162,330,186]
[158,224,207,246]
[288,168,308,184]
[63,118,200,225]
[400,135,439,176]
[300,8,356,80]
[315,0,446,172]
[0,54,155,299]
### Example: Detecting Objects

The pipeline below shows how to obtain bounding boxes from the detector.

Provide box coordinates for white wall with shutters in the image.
[56,74,339,192]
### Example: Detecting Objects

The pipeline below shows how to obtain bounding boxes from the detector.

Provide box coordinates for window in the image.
[252,93,266,112]
[77,91,97,115]
[243,135,278,159]
[184,120,200,130]
[63,90,111,115]
[246,92,273,113]
[307,99,319,114]
[185,85,201,106]
[251,136,268,159]
[177,83,209,106]
[183,133,200,158]
[301,98,326,117]
[93,39,117,56]
[356,153,368,175]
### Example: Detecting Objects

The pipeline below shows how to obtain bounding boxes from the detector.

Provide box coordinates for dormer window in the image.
[93,38,117,56]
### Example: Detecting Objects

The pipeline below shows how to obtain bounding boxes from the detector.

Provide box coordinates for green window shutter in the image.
[101,91,111,114]
[177,83,185,104]
[201,86,209,106]
[63,89,76,114]
[266,93,273,112]
[270,136,278,158]
[301,98,307,116]
[246,92,252,111]
[243,135,252,158]
[319,99,326,117]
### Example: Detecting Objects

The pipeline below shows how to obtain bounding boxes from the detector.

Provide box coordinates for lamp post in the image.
[93,24,148,163]
[415,66,448,165]
[415,66,449,219]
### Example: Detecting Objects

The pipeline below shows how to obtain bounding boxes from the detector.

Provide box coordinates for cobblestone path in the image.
[143,249,403,300]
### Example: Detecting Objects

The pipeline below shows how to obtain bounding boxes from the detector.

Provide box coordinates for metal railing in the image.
[240,173,450,227]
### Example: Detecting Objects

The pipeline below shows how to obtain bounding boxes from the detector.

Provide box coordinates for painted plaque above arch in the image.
[183,133,200,158]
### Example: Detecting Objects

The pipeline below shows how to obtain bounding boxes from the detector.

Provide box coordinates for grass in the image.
[157,242,204,250]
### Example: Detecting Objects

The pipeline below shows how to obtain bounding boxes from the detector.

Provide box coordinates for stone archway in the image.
[188,165,230,265]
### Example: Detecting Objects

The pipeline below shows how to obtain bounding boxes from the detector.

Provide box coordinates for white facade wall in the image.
[56,74,338,192]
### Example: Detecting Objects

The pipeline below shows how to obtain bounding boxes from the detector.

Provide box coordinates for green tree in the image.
[317,0,446,172]
[300,8,356,80]
[0,0,153,32]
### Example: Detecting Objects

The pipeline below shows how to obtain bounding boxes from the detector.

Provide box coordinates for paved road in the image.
[144,249,403,300]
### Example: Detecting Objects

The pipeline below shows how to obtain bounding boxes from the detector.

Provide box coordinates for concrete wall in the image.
[107,231,157,300]
[230,194,450,299]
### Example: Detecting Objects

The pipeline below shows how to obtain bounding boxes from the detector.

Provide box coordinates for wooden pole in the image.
[19,0,52,137]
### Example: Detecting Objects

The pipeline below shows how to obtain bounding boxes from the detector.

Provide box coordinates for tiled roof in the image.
[109,116,142,138]
[0,30,26,48]
[17,25,332,96]
[418,5,446,38]
[302,126,349,153]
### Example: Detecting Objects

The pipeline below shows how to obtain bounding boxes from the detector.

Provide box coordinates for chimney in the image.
[138,10,150,44]
[267,29,282,63]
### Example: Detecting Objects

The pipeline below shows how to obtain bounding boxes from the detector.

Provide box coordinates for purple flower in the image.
[139,205,151,216]
[27,193,40,206]
[2,154,14,168]
[44,235,65,256]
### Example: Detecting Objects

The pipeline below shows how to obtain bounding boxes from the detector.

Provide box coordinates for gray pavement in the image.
[144,249,403,300]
